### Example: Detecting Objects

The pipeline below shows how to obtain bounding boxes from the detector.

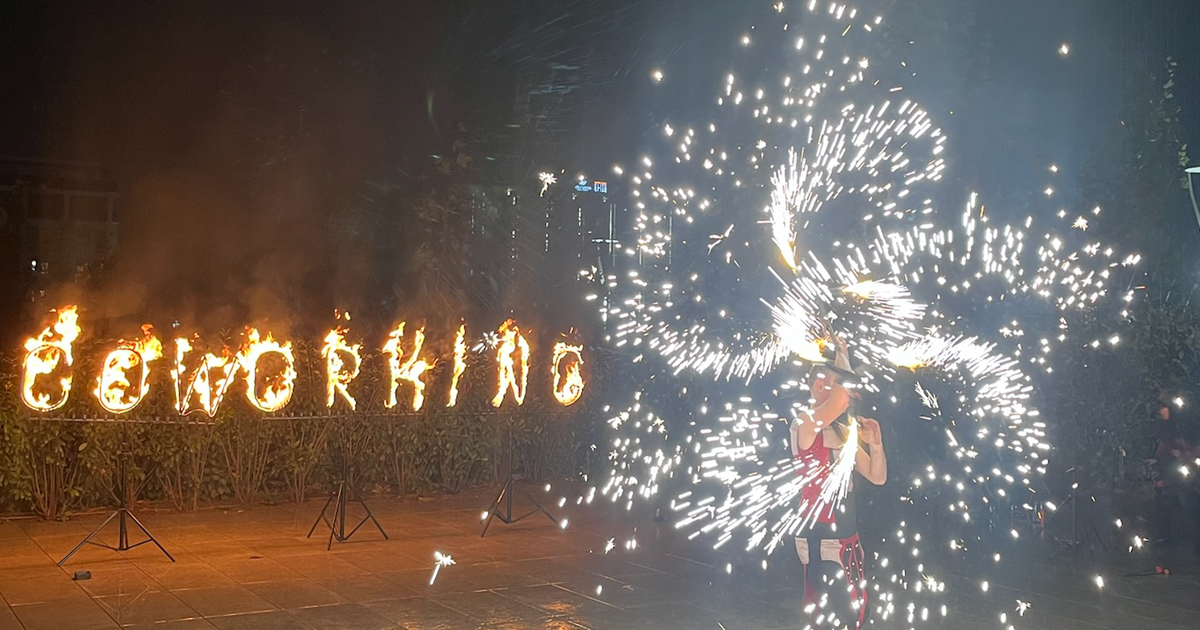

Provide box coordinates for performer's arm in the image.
[793,381,849,451]
[855,418,887,485]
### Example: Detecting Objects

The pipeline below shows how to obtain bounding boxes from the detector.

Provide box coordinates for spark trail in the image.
[572,1,1135,629]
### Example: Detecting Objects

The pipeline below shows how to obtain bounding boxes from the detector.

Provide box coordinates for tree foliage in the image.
[1040,57,1196,498]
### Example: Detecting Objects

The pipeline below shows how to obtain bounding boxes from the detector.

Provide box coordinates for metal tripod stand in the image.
[1050,452,1109,558]
[307,421,387,549]
[481,421,559,537]
[59,428,174,566]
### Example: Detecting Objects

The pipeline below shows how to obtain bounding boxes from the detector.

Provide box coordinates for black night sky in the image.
[0,0,1197,341]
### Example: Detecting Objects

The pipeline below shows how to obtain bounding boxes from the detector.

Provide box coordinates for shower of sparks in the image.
[538,171,558,196]
[429,551,456,586]
[570,2,1136,629]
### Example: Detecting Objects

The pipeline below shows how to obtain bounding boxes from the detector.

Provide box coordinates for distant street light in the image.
[1188,166,1200,236]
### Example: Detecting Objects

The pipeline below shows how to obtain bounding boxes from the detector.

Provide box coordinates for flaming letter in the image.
[491,320,530,407]
[382,323,431,411]
[447,323,466,407]
[322,320,362,410]
[237,328,296,412]
[21,305,81,411]
[93,325,162,413]
[171,337,238,417]
[551,341,585,406]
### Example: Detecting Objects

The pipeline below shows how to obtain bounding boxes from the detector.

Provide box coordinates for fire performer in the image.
[789,336,887,629]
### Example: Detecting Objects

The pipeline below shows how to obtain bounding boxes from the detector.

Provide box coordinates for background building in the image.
[0,156,118,319]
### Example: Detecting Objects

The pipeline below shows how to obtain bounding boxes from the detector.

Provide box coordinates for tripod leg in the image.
[118,510,129,551]
[352,488,388,540]
[58,511,120,566]
[307,489,337,538]
[337,483,349,542]
[327,482,344,550]
[481,482,509,538]
[517,484,560,526]
[124,510,176,562]
[505,472,514,522]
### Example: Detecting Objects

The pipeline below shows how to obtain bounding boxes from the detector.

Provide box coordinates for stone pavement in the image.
[1,486,1198,630]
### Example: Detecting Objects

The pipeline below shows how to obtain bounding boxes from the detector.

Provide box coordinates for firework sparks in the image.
[429,551,455,585]
[569,1,1134,628]
[538,171,557,196]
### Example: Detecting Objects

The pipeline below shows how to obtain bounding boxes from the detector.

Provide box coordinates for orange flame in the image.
[237,328,296,412]
[551,341,585,406]
[322,318,362,409]
[447,323,466,407]
[93,324,162,413]
[21,305,82,411]
[382,322,431,411]
[492,320,530,407]
[171,337,238,417]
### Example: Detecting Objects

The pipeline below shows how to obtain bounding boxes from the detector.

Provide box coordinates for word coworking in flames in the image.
[21,306,587,417]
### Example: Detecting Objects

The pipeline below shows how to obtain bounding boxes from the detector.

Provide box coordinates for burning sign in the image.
[20,306,587,416]
[322,314,362,410]
[550,341,585,406]
[383,323,431,411]
[172,337,238,417]
[447,323,467,407]
[491,320,530,407]
[93,325,163,413]
[237,328,296,413]
[21,305,81,411]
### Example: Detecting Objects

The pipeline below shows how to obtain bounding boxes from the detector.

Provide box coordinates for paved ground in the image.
[1,486,1198,630]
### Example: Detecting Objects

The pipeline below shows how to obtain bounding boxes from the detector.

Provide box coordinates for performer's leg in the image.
[795,537,816,607]
[839,535,869,629]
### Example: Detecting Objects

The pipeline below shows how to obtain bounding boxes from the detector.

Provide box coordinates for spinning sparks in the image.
[94,325,163,413]
[575,2,1135,629]
[21,305,81,411]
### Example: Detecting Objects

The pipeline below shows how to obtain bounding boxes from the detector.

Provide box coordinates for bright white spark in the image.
[429,551,456,586]
[538,172,557,197]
